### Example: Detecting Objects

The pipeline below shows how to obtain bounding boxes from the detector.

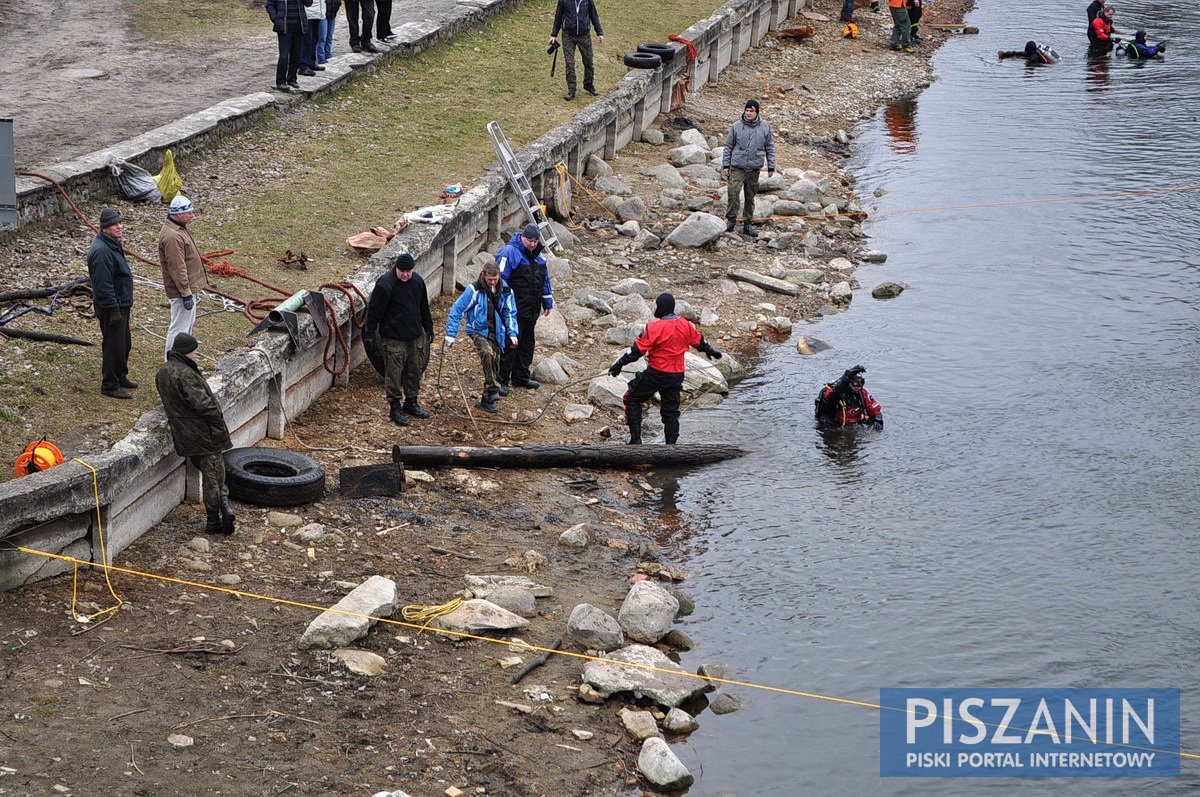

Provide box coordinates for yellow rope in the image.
[401,596,464,634]
[68,458,122,623]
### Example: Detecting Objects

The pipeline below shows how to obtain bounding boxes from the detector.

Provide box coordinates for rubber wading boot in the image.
[743,222,759,238]
[628,429,643,445]
[204,507,223,534]
[219,496,236,535]
[389,400,410,426]
[403,401,431,419]
[479,391,499,414]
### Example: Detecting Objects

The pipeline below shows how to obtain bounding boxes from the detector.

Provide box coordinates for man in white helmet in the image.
[158,194,208,359]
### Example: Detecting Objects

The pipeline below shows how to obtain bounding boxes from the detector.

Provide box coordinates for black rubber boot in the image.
[743,222,758,238]
[219,496,236,535]
[403,401,431,419]
[389,400,410,426]
[497,383,510,397]
[204,507,223,534]
[479,391,499,414]
[725,218,736,233]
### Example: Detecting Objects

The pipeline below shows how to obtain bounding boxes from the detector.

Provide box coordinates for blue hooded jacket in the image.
[446,278,520,342]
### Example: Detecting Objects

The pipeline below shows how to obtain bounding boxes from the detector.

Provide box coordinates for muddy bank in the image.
[0,2,972,794]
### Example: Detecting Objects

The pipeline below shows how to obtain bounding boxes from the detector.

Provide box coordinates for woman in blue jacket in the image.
[444,263,520,413]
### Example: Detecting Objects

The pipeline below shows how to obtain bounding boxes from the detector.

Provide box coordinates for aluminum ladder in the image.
[486,121,561,253]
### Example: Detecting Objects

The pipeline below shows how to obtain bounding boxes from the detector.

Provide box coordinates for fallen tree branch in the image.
[511,637,562,685]
[427,545,482,560]
[0,327,93,345]
[394,443,746,470]
[0,276,91,303]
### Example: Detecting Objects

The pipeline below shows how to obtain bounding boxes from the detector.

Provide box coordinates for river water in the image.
[659,0,1200,793]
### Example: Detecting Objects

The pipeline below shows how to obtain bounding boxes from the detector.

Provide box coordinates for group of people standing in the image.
[265,0,396,93]
[839,0,923,53]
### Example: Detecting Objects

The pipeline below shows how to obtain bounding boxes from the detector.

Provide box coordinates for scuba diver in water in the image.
[999,41,1061,64]
[815,365,883,429]
[1118,30,1167,58]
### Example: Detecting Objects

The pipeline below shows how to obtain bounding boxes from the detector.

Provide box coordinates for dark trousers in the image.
[499,312,537,385]
[841,0,855,20]
[301,18,320,70]
[726,167,760,222]
[375,0,393,38]
[345,0,375,47]
[562,32,595,92]
[623,367,685,444]
[276,21,304,84]
[381,335,425,405]
[97,307,132,392]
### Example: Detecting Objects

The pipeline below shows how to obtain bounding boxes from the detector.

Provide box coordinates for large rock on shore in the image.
[533,308,569,346]
[298,576,397,649]
[567,603,624,651]
[665,212,726,248]
[682,352,729,395]
[618,580,679,644]
[430,599,530,634]
[587,376,628,409]
[581,644,707,706]
[638,737,694,790]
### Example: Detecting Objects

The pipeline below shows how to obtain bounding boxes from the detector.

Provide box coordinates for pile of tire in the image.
[624,42,679,69]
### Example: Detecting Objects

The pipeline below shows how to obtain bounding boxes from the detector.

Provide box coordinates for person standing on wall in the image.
[156,333,236,536]
[319,0,341,65]
[299,0,326,76]
[549,0,604,101]
[365,253,434,426]
[721,99,776,238]
[376,0,396,42]
[345,0,380,53]
[158,195,208,359]
[88,208,137,400]
[266,0,311,92]
[497,224,554,393]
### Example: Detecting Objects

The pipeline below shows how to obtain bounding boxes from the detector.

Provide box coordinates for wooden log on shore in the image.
[392,443,746,470]
[0,327,93,345]
[0,276,91,303]
[726,268,799,296]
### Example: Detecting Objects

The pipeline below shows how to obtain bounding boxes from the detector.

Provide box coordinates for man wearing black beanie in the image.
[366,252,435,426]
[156,333,236,535]
[721,99,776,238]
[608,293,723,445]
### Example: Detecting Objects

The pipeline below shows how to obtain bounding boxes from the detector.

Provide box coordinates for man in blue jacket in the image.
[497,224,554,393]
[87,208,137,400]
[721,99,776,238]
[549,0,604,101]
[445,263,520,413]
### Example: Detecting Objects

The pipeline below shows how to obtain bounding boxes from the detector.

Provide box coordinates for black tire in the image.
[364,329,385,376]
[224,447,326,507]
[637,43,677,64]
[624,51,662,69]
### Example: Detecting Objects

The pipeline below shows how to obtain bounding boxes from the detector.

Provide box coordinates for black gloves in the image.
[872,417,884,430]
[182,295,194,311]
[609,346,642,377]
[608,362,623,378]
[698,339,723,361]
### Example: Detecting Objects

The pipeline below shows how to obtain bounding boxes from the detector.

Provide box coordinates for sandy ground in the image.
[0,0,974,793]
[1,0,469,168]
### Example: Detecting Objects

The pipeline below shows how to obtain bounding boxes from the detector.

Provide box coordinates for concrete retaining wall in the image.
[0,0,804,590]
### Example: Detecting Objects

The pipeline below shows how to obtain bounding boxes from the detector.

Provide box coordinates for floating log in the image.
[392,443,746,470]
[0,327,92,345]
[0,276,91,304]
[726,268,798,296]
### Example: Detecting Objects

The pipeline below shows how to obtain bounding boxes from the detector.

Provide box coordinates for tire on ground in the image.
[624,52,662,69]
[224,447,326,507]
[637,43,676,64]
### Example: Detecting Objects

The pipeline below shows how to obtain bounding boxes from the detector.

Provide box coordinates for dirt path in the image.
[1,0,468,169]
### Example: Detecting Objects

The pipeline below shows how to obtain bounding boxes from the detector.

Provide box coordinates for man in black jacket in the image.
[345,0,380,53]
[265,0,311,92]
[366,253,434,426]
[87,208,137,399]
[156,333,235,535]
[549,0,604,101]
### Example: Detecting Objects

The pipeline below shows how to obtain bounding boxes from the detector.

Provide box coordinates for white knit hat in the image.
[169,195,195,215]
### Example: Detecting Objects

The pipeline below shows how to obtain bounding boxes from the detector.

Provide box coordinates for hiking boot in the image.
[584,85,599,96]
[743,222,759,238]
[288,79,300,89]
[313,64,326,71]
[497,384,510,397]
[298,68,316,76]
[903,46,916,53]
[276,83,293,92]
[911,33,923,43]
[389,400,410,427]
[101,387,133,400]
[512,378,540,390]
[363,42,381,53]
[351,44,362,53]
[563,90,576,101]
[119,378,138,389]
[403,402,431,419]
[219,496,236,536]
[725,218,737,233]
[478,394,499,413]
[204,507,223,534]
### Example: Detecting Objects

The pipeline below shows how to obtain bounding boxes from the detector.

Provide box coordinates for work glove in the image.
[609,361,623,378]
[108,310,123,325]
[698,339,723,361]
[182,295,194,311]
[543,297,554,312]
[444,335,456,348]
[509,337,519,349]
[872,417,884,430]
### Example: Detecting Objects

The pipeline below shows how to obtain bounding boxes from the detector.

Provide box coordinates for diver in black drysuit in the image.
[999,41,1061,64]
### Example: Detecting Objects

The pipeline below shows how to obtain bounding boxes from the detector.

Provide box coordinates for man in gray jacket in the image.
[721,99,776,238]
